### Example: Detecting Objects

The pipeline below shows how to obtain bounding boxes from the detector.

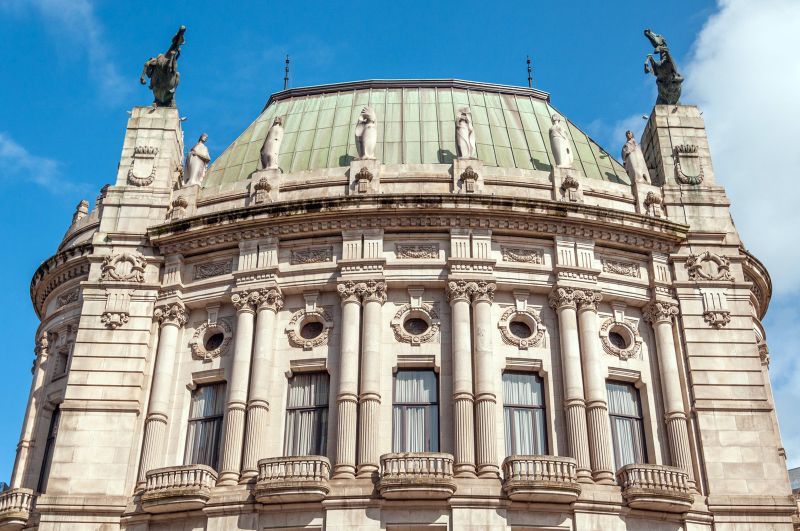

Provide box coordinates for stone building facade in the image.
[1,79,795,530]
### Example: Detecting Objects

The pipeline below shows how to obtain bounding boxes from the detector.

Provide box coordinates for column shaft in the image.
[450,295,476,477]
[357,295,382,476]
[11,340,49,489]
[334,294,361,478]
[472,296,499,478]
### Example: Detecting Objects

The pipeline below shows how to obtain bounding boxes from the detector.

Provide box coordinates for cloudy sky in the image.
[0,0,797,482]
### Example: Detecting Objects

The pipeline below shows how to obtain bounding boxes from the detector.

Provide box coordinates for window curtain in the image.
[502,373,546,456]
[284,373,329,456]
[607,381,646,470]
[185,383,225,469]
[392,371,438,452]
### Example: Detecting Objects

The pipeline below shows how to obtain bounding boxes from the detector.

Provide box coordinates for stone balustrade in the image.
[254,456,331,503]
[378,452,457,500]
[501,455,581,503]
[616,463,693,513]
[141,464,217,514]
[0,488,34,530]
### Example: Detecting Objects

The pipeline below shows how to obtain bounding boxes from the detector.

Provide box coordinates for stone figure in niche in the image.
[184,133,210,187]
[140,26,186,107]
[260,117,284,170]
[621,130,651,183]
[455,107,476,159]
[355,106,377,160]
[644,29,683,105]
[549,115,573,168]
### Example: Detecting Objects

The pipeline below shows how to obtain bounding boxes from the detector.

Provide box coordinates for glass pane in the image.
[288,373,330,408]
[502,372,543,407]
[607,382,641,417]
[395,371,437,403]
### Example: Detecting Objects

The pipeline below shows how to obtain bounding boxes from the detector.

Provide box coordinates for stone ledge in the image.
[378,452,457,500]
[501,455,580,503]
[254,456,331,504]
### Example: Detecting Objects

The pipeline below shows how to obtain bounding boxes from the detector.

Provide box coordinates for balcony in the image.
[254,456,331,504]
[502,455,581,503]
[378,452,457,500]
[141,465,217,514]
[617,464,693,513]
[0,488,34,530]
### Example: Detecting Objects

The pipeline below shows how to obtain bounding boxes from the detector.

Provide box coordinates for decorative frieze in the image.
[685,251,734,282]
[194,259,233,280]
[56,289,79,308]
[395,244,439,260]
[602,259,640,278]
[101,251,147,282]
[501,247,544,264]
[290,247,333,265]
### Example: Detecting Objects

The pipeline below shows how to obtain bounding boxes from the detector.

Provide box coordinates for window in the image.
[503,372,547,456]
[607,381,647,471]
[37,407,61,493]
[184,383,225,469]
[51,349,70,380]
[392,370,439,452]
[284,372,329,456]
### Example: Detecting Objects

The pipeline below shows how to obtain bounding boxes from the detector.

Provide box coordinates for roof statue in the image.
[644,29,683,105]
[455,106,476,159]
[140,26,186,107]
[261,117,284,170]
[621,130,651,183]
[355,106,377,160]
[183,133,209,187]
[549,115,573,168]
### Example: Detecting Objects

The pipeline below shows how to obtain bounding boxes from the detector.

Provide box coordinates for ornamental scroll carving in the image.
[286,306,333,350]
[101,251,147,282]
[599,317,643,360]
[501,247,544,264]
[291,247,333,265]
[498,306,545,350]
[391,303,440,345]
[395,244,439,260]
[127,145,159,187]
[602,259,641,278]
[190,318,233,361]
[685,251,734,282]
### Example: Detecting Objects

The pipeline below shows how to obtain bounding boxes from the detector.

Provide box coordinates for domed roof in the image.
[204,79,630,188]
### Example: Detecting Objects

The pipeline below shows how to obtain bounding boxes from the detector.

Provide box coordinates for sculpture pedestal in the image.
[348,159,380,195]
[452,158,484,194]
[631,179,664,218]
[249,169,281,205]
[552,166,583,203]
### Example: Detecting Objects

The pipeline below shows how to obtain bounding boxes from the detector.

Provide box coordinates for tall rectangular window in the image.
[503,372,547,456]
[184,383,225,469]
[284,372,329,456]
[37,407,61,493]
[607,381,647,471]
[392,370,439,452]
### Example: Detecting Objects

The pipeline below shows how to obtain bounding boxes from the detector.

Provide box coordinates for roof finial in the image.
[284,54,290,90]
[526,56,533,88]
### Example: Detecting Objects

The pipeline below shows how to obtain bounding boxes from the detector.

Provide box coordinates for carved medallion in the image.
[498,307,545,350]
[391,303,440,345]
[190,318,233,361]
[127,145,159,187]
[286,306,334,350]
[685,251,734,282]
[673,144,704,185]
[599,317,643,360]
[101,251,147,282]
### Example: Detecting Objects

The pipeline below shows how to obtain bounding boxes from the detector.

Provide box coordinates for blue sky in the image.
[1,0,798,483]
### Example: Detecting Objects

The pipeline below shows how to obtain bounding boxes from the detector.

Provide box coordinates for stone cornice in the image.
[30,242,93,318]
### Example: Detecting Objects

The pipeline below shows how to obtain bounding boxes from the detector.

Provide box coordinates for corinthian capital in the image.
[231,290,259,313]
[548,287,577,310]
[574,289,602,311]
[154,302,188,327]
[446,280,471,303]
[362,279,387,304]
[337,280,362,303]
[643,300,679,324]
[258,288,284,312]
[468,280,496,303]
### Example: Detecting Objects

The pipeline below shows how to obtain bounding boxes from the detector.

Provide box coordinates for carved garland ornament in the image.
[286,306,334,350]
[395,244,439,260]
[602,259,641,278]
[501,247,544,264]
[190,318,233,361]
[101,251,147,282]
[685,251,734,282]
[127,145,159,187]
[391,303,440,345]
[498,307,545,350]
[599,317,643,361]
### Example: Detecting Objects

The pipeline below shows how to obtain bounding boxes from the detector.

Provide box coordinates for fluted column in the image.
[357,280,386,477]
[241,288,283,480]
[548,288,592,483]
[217,290,258,485]
[470,280,499,478]
[575,289,614,484]
[11,335,50,488]
[138,302,187,484]
[644,300,695,489]
[447,281,476,477]
[334,281,363,478]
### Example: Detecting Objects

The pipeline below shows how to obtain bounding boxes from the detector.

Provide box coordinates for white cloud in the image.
[0,0,126,99]
[0,132,65,189]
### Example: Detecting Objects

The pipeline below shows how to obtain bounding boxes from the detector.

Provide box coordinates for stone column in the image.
[470,280,499,478]
[575,289,614,484]
[217,290,258,485]
[644,300,695,487]
[548,288,592,483]
[138,302,187,483]
[241,288,283,480]
[357,280,386,477]
[334,281,362,478]
[447,281,476,477]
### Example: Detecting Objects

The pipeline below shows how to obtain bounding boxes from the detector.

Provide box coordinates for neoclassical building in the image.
[1,68,796,529]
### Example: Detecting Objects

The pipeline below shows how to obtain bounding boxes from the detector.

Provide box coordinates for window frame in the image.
[606,380,648,471]
[183,382,226,470]
[392,369,440,453]
[37,406,61,493]
[502,370,548,456]
[283,371,330,457]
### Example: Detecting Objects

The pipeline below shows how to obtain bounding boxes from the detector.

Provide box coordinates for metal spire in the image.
[526,56,533,88]
[284,55,290,90]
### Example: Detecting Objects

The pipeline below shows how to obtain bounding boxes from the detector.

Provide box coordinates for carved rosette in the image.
[101,251,147,282]
[497,307,545,350]
[286,306,334,350]
[703,311,731,329]
[685,252,734,282]
[258,288,284,312]
[154,303,188,327]
[190,318,233,360]
[231,290,261,313]
[599,317,642,361]
[643,300,679,324]
[391,303,440,345]
[128,145,159,187]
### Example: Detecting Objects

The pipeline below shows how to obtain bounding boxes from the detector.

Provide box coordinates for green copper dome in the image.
[204,79,629,188]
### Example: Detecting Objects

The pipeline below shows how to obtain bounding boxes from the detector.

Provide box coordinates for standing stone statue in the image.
[140,26,186,107]
[455,107,476,159]
[260,117,284,170]
[184,133,210,187]
[621,130,651,183]
[549,115,573,168]
[644,29,683,105]
[355,106,377,160]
